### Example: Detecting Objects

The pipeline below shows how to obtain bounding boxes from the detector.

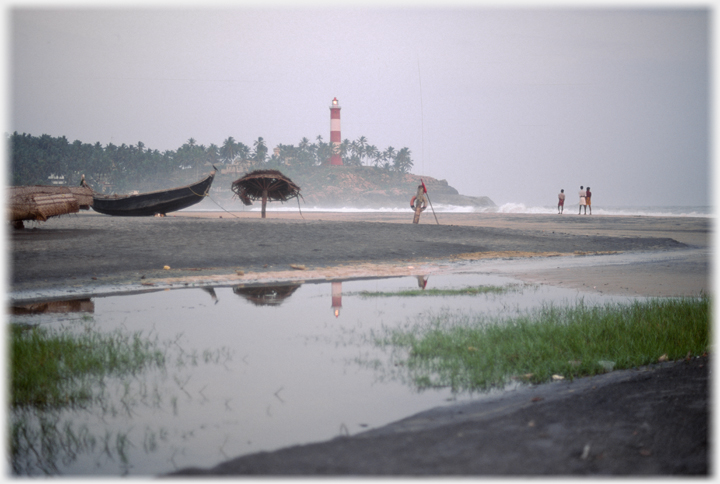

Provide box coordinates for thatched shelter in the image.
[231,169,301,218]
[8,185,94,228]
[233,283,301,306]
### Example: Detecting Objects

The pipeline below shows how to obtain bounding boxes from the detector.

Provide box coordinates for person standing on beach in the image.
[585,187,592,215]
[558,189,565,214]
[578,186,586,214]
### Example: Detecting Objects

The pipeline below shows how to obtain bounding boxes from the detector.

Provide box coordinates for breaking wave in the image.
[187,202,711,217]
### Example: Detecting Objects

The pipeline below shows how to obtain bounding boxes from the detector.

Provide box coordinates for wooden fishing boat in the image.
[8,185,94,228]
[92,170,215,216]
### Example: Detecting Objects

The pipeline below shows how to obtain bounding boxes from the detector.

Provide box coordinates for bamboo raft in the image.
[8,185,94,228]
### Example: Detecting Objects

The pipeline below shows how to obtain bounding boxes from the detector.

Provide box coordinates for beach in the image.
[10,210,709,300]
[9,210,711,475]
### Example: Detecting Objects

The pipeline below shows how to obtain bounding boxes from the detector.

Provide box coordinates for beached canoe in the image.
[8,185,94,228]
[92,171,215,216]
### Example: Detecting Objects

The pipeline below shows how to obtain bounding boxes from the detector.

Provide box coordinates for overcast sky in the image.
[9,4,710,207]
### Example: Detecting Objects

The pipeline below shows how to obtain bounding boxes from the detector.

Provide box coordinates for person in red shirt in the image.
[585,187,592,215]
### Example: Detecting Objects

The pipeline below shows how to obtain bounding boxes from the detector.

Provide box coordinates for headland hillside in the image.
[208,165,496,209]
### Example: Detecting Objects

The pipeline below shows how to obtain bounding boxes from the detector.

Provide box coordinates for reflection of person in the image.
[416,275,429,289]
[585,187,592,215]
[558,189,565,214]
[578,186,587,215]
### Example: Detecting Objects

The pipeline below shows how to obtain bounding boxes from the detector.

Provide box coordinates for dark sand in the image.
[10,211,709,298]
[9,210,711,475]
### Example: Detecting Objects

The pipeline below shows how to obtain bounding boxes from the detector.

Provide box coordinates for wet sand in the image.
[10,210,710,300]
[9,210,711,475]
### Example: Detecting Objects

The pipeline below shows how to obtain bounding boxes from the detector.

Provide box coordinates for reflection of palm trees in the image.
[233,284,301,306]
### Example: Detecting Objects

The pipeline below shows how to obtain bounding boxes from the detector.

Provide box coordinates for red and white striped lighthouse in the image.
[329,97,342,165]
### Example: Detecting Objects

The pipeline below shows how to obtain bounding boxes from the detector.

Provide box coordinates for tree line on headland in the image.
[9,131,414,193]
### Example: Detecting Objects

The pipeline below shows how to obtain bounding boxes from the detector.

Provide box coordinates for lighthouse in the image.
[329,97,342,165]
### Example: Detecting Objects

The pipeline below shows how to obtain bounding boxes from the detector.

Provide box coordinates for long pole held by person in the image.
[421,179,439,225]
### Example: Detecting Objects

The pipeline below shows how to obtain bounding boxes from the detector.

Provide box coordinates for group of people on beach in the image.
[557,186,592,215]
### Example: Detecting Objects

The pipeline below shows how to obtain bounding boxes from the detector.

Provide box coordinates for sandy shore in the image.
[10,210,710,300]
[9,210,711,475]
[176,210,709,246]
[174,210,711,298]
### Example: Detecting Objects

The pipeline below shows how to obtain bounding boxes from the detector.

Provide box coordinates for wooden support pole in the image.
[261,189,268,218]
[412,184,425,224]
[413,204,423,224]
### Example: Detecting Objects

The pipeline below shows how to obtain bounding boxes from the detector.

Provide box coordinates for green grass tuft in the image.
[354,285,519,298]
[378,297,710,392]
[11,323,166,408]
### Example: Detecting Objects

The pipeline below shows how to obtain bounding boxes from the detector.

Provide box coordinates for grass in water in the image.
[11,323,166,408]
[355,284,519,298]
[378,297,709,392]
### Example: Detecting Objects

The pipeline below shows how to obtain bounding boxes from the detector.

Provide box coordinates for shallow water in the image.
[9,271,646,476]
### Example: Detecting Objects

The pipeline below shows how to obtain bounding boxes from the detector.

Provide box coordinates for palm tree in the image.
[221,137,238,164]
[236,142,250,165]
[253,137,268,163]
[347,139,362,166]
[367,145,381,168]
[356,136,368,164]
[297,137,314,167]
[340,139,351,158]
[393,147,414,173]
[206,144,220,166]
[314,135,333,165]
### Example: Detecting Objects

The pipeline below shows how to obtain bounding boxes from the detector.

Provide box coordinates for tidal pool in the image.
[9,272,643,476]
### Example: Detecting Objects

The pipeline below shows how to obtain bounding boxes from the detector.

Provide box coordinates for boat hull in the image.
[92,173,215,216]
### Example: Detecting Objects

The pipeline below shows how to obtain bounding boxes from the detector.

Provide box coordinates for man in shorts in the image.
[578,186,586,214]
[585,186,592,215]
[558,189,565,214]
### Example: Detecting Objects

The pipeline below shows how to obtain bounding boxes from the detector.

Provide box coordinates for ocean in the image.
[187,202,712,218]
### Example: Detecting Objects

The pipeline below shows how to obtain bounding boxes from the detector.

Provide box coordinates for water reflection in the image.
[201,287,219,304]
[10,316,233,476]
[10,298,94,315]
[331,281,342,317]
[232,283,302,306]
[416,275,429,289]
[9,272,637,476]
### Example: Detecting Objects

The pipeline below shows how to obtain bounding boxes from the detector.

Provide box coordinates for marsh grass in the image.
[377,297,710,392]
[10,320,234,475]
[353,284,520,298]
[11,323,166,408]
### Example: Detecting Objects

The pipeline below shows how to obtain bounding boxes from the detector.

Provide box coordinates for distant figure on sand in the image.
[558,189,565,214]
[578,186,587,214]
[586,187,592,215]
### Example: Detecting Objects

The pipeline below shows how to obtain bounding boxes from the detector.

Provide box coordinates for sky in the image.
[8,3,711,208]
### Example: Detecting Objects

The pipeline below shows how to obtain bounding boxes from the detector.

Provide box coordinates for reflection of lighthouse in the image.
[329,97,342,165]
[331,281,342,317]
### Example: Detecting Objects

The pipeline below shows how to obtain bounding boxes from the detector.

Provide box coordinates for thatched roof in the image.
[233,283,301,306]
[231,169,301,206]
[8,185,94,222]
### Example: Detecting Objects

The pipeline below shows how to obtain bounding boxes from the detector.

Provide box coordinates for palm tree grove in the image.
[9,132,415,195]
